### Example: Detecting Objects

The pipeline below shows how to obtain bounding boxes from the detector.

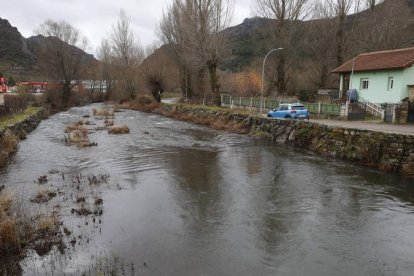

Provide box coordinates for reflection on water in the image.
[1,104,414,275]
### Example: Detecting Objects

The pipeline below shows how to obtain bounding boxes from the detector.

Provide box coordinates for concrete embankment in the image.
[0,108,43,167]
[158,104,414,176]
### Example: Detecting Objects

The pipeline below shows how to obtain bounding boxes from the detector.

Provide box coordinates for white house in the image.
[332,47,414,104]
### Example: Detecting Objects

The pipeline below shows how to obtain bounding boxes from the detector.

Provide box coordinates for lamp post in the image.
[261,48,283,115]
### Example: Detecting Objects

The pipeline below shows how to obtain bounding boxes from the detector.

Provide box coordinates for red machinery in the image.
[0,77,6,93]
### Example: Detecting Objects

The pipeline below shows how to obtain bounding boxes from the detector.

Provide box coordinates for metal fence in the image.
[221,95,342,116]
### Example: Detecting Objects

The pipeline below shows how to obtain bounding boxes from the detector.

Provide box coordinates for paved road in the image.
[310,119,414,136]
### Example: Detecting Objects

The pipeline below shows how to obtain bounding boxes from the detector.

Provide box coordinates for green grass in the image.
[174,102,257,116]
[162,92,182,99]
[0,107,41,131]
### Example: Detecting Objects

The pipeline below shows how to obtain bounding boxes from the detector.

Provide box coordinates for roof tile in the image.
[332,47,414,73]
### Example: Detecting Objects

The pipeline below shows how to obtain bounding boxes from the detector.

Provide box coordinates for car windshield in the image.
[292,105,305,110]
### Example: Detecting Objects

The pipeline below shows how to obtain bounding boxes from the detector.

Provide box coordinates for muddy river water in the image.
[1,105,414,275]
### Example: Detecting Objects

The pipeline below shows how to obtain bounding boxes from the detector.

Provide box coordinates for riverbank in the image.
[0,107,43,168]
[122,102,414,176]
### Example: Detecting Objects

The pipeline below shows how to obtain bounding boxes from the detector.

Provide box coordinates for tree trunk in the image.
[195,68,205,100]
[207,60,221,106]
[180,66,192,99]
[63,81,71,107]
[276,55,287,96]
[336,15,346,66]
[320,64,328,88]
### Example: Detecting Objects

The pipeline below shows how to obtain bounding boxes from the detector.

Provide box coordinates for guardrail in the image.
[221,95,342,117]
[357,96,384,118]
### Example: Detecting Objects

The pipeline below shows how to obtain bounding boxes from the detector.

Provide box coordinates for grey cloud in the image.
[4,0,254,54]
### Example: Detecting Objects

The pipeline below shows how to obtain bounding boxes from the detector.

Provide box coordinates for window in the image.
[292,105,305,110]
[360,78,369,90]
[388,77,394,90]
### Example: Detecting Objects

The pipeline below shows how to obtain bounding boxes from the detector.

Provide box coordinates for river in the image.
[1,104,414,275]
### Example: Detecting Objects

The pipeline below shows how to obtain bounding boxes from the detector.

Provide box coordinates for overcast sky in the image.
[3,0,254,55]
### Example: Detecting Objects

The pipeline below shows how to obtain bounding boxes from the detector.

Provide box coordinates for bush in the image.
[108,125,130,134]
[4,95,27,114]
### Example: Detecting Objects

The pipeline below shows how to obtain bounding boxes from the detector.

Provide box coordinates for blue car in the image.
[267,103,310,119]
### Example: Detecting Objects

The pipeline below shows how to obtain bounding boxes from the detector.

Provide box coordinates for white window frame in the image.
[360,78,369,90]
[387,77,394,90]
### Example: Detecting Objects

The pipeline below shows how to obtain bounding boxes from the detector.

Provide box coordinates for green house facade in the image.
[333,47,414,104]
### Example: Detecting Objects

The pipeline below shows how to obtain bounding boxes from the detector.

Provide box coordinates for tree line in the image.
[32,0,414,107]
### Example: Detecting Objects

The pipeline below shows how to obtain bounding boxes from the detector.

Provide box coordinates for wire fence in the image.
[221,94,343,116]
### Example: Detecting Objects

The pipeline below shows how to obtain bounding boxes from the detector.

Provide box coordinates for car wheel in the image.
[285,115,290,119]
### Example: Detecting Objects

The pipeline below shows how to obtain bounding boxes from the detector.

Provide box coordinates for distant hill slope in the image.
[219,0,414,72]
[0,18,96,79]
[0,18,34,67]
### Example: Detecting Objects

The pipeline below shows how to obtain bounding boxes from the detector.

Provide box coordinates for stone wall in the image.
[0,110,42,167]
[160,104,414,176]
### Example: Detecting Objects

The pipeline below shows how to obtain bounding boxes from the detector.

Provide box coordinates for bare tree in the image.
[316,0,362,66]
[356,0,413,51]
[97,39,115,100]
[36,20,91,106]
[160,0,234,106]
[256,0,309,96]
[364,0,383,11]
[159,0,194,100]
[141,44,173,102]
[110,10,144,100]
[306,17,336,89]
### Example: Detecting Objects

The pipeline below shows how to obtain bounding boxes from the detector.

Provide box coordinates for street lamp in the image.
[261,48,283,115]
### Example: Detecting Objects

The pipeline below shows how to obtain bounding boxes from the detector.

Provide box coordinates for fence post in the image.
[231,99,233,109]
[318,101,322,117]
[221,95,223,105]
[392,105,397,124]
[346,101,349,120]
[250,97,253,112]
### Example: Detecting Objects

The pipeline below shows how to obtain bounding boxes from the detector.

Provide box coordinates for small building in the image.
[332,47,414,104]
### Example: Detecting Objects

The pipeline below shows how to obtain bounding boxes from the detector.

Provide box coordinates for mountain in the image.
[0,18,35,69]
[219,0,414,72]
[0,18,96,80]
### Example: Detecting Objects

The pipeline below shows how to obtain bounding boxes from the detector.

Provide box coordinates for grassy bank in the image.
[0,107,42,131]
[0,107,42,168]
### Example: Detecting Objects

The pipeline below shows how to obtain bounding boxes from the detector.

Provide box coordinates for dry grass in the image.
[64,124,96,147]
[93,108,114,117]
[30,212,64,256]
[104,119,114,127]
[1,130,18,153]
[0,190,19,256]
[0,130,19,167]
[115,97,160,113]
[0,178,63,260]
[0,190,14,214]
[30,188,57,204]
[108,125,130,134]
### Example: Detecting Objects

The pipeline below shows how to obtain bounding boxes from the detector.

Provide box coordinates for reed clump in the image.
[93,108,114,117]
[64,123,96,148]
[108,125,130,134]
[0,130,19,167]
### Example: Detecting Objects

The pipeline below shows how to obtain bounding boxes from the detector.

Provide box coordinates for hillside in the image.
[0,18,96,80]
[219,0,414,72]
[0,18,34,66]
